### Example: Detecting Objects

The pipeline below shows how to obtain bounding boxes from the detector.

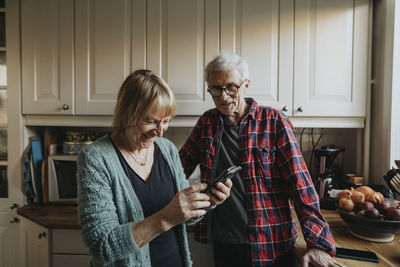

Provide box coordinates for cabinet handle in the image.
[38,232,47,239]
[297,106,304,112]
[62,104,69,110]
[282,105,288,112]
[10,203,18,210]
[10,217,19,224]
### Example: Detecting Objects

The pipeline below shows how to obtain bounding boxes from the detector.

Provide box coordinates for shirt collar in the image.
[244,98,258,120]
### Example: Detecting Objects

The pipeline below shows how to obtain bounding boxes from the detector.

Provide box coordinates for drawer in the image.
[53,254,91,267]
[53,229,89,254]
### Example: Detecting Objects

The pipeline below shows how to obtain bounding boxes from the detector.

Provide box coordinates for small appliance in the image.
[314,145,345,199]
[48,154,78,203]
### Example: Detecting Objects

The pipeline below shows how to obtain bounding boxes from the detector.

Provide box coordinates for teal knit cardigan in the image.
[77,135,194,267]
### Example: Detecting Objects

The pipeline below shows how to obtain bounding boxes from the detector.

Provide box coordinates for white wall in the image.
[370,0,400,184]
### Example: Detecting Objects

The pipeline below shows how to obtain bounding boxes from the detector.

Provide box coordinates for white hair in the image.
[205,52,250,81]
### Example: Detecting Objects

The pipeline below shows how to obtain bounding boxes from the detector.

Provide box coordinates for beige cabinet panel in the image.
[221,0,294,115]
[53,255,91,267]
[293,0,369,117]
[147,0,219,115]
[75,0,146,115]
[53,229,88,254]
[20,218,50,267]
[21,0,74,115]
[0,213,20,267]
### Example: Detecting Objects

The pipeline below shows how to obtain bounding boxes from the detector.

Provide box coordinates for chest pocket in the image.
[254,146,276,186]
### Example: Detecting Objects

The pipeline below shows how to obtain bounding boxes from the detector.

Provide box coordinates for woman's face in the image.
[126,113,171,149]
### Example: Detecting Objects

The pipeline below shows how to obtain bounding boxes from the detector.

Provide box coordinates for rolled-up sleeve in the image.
[275,113,336,256]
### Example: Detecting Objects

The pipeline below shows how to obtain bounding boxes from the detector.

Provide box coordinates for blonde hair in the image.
[113,69,176,132]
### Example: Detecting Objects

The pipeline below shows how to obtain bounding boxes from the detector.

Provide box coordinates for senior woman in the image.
[77,69,232,267]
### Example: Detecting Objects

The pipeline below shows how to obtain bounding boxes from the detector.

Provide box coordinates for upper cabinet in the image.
[220,0,294,114]
[221,0,369,117]
[21,0,74,115]
[20,0,371,122]
[147,0,219,115]
[293,0,368,117]
[75,0,146,115]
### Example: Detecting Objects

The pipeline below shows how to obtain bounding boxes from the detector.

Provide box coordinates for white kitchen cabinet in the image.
[75,0,146,115]
[20,217,51,267]
[21,0,74,115]
[20,0,371,124]
[52,229,91,267]
[293,0,369,117]
[221,0,369,118]
[221,0,294,114]
[23,0,219,116]
[21,0,147,116]
[19,218,91,267]
[147,0,219,115]
[0,213,20,267]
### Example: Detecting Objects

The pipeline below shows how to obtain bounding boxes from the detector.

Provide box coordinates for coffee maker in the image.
[314,145,345,200]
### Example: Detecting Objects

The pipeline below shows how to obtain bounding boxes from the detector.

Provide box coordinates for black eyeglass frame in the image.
[207,80,246,97]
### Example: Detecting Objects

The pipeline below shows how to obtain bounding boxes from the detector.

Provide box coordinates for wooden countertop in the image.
[294,209,400,266]
[17,204,80,229]
[17,205,400,265]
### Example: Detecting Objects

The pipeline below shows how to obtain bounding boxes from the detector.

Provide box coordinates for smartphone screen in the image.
[335,247,379,263]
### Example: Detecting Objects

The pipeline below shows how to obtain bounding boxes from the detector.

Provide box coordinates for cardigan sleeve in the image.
[77,148,140,265]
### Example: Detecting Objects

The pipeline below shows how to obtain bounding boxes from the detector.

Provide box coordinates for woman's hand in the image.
[207,178,233,210]
[131,183,210,248]
[159,183,211,230]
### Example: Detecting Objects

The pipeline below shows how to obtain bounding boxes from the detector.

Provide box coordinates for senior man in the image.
[179,52,344,267]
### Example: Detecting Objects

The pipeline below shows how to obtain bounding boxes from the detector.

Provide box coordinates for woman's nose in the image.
[156,123,164,137]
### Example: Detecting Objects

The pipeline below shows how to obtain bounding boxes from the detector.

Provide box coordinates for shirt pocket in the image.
[254,146,276,185]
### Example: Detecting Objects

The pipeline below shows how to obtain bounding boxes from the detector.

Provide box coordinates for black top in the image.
[113,143,183,267]
[212,121,249,244]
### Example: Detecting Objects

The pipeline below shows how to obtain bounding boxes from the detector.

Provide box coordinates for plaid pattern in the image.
[179,98,336,266]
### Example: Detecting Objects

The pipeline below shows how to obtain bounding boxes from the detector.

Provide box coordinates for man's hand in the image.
[302,248,346,267]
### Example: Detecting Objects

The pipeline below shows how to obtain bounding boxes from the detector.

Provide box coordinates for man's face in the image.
[207,68,248,116]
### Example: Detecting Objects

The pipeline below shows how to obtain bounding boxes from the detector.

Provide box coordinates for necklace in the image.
[127,148,149,166]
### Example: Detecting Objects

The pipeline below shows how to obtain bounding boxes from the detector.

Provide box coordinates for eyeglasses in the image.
[207,80,245,97]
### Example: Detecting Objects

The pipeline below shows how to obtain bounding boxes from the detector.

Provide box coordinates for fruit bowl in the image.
[338,208,400,242]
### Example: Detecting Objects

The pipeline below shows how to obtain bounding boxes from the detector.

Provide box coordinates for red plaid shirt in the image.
[179,98,336,266]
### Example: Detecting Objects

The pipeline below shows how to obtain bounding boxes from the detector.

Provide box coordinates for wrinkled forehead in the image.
[207,68,243,85]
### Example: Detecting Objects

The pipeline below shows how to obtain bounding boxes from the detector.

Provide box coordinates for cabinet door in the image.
[21,0,74,115]
[20,218,50,267]
[147,0,219,115]
[53,255,91,267]
[75,0,146,115]
[293,0,369,117]
[220,0,294,115]
[0,213,20,267]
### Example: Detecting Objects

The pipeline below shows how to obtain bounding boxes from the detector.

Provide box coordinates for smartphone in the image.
[335,247,379,263]
[204,166,242,193]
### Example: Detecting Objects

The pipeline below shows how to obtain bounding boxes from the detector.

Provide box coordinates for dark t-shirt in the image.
[114,143,183,267]
[212,121,249,244]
